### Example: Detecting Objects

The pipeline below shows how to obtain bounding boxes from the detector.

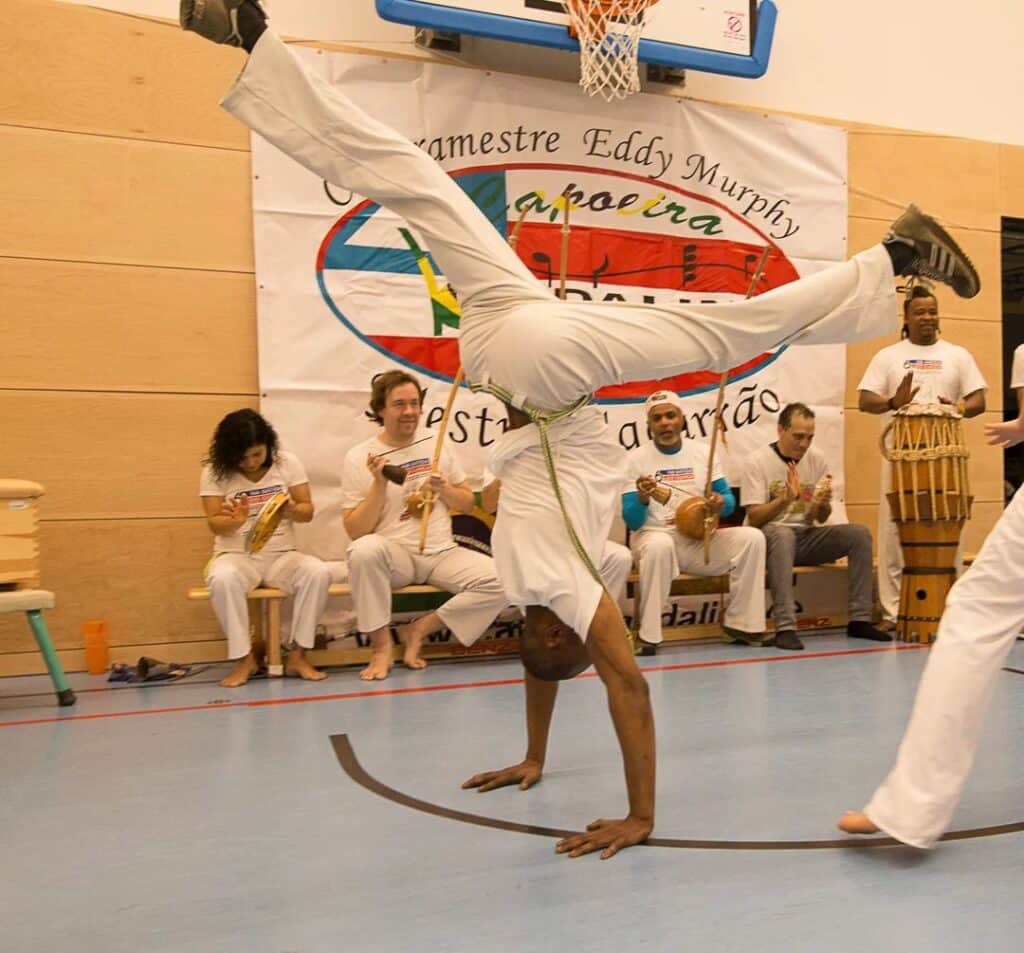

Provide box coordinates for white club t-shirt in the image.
[199,449,308,555]
[340,429,465,556]
[1011,343,1024,390]
[741,444,829,526]
[625,440,721,534]
[856,338,986,408]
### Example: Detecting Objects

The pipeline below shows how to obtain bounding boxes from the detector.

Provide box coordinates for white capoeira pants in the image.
[221,32,899,638]
[206,550,331,659]
[631,527,766,643]
[877,461,965,623]
[347,535,506,646]
[600,541,633,606]
[862,484,1024,848]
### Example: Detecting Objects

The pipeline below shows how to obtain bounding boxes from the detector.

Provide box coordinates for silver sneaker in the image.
[887,204,981,299]
[180,0,247,46]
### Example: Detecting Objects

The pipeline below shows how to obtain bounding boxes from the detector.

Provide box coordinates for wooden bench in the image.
[189,560,859,673]
[187,583,451,674]
[626,563,851,644]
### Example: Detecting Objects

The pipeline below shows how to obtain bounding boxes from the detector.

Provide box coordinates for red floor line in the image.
[0,643,927,729]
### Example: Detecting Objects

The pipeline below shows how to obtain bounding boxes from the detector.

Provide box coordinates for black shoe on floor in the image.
[847,621,893,642]
[723,626,769,647]
[634,638,658,657]
[773,630,804,651]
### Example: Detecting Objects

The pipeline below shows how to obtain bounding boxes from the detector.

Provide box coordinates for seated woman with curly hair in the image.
[200,409,331,687]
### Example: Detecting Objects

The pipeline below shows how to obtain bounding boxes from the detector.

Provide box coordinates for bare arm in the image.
[342,454,389,539]
[555,592,654,860]
[462,671,558,792]
[284,482,315,523]
[433,477,475,514]
[201,495,248,537]
[745,463,800,528]
[859,371,918,415]
[961,388,986,418]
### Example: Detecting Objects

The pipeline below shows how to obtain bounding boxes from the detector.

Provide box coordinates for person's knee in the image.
[347,534,388,569]
[208,562,248,594]
[846,524,873,559]
[636,533,674,571]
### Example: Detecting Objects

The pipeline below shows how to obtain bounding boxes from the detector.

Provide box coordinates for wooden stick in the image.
[418,368,465,553]
[700,247,771,562]
[557,192,572,300]
[507,203,531,250]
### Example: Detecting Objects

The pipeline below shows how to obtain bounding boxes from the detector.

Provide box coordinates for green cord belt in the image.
[469,377,605,588]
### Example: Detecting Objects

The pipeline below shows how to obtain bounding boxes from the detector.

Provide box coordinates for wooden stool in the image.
[0,588,75,706]
[1,478,75,706]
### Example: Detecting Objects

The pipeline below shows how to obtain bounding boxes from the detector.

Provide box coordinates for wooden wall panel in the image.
[844,318,1003,412]
[998,145,1024,219]
[0,518,220,656]
[0,125,253,271]
[0,258,258,393]
[0,0,248,150]
[0,392,259,519]
[848,131,1001,231]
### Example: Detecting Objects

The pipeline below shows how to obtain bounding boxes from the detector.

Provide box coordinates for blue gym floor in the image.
[3,633,1023,953]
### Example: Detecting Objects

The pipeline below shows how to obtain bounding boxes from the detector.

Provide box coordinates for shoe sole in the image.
[896,204,980,298]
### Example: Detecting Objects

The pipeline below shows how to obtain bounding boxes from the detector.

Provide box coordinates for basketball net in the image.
[563,0,658,101]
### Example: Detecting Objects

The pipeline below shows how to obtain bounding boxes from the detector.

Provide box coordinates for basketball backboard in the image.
[375,0,777,77]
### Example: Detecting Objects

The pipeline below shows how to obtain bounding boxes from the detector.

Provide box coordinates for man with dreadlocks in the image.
[857,284,987,631]
[180,0,981,859]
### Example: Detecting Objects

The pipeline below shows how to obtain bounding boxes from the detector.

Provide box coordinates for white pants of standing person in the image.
[221,32,898,638]
[630,527,766,643]
[600,541,633,606]
[877,460,965,624]
[206,550,331,660]
[858,483,1024,848]
[346,535,507,646]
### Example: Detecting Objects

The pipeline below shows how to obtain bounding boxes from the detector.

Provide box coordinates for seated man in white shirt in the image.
[341,371,507,680]
[622,390,767,655]
[742,403,890,651]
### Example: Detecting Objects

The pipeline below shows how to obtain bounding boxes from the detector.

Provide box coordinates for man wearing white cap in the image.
[623,391,767,654]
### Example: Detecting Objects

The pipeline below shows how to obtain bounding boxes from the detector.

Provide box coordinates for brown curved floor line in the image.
[331,735,1024,851]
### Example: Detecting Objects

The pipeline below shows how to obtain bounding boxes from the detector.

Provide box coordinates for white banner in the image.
[250,50,850,573]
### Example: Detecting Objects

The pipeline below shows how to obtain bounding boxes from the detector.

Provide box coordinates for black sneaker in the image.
[723,626,769,647]
[634,638,658,657]
[773,630,804,651]
[886,204,980,299]
[847,621,893,642]
[180,0,266,47]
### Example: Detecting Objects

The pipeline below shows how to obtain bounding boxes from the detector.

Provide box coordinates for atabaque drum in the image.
[882,402,971,643]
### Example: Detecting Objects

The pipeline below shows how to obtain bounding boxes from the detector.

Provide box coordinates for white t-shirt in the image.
[199,449,308,554]
[856,338,987,407]
[340,429,466,556]
[1011,343,1024,390]
[741,444,829,526]
[625,440,722,535]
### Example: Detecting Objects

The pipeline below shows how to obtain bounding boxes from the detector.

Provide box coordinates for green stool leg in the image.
[26,609,76,707]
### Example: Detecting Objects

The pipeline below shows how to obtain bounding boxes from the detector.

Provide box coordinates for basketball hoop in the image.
[563,0,659,101]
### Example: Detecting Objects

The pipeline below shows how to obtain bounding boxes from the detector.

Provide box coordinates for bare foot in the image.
[398,621,428,670]
[284,649,326,682]
[220,653,259,688]
[837,810,880,835]
[360,650,394,681]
